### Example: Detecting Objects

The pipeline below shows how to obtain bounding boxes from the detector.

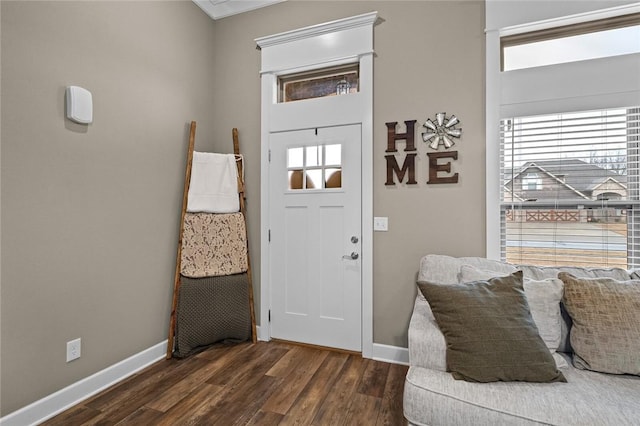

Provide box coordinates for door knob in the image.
[342,252,359,260]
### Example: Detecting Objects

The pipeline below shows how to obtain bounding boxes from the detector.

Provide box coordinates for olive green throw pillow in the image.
[417,271,566,383]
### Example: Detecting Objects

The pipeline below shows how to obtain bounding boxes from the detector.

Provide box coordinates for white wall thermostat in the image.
[65,86,93,124]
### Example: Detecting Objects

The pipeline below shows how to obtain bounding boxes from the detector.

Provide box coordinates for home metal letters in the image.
[385,116,461,186]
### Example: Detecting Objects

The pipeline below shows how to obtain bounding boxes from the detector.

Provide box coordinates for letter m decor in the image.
[385,153,417,185]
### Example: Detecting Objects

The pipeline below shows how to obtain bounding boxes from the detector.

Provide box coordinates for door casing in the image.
[256,12,377,358]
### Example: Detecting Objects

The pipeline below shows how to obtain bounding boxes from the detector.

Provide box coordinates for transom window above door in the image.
[287,144,342,190]
[278,64,359,103]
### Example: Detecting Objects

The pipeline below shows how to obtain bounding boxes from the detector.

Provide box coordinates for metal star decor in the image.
[422,112,462,150]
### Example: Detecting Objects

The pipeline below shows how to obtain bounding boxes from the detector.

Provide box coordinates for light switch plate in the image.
[374,217,388,231]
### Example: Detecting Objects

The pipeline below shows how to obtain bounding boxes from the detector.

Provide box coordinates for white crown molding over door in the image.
[256,11,377,358]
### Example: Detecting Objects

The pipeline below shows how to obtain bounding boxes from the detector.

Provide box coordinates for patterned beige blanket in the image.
[181,212,248,278]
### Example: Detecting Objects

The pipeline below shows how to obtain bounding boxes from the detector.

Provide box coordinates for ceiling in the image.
[193,0,286,20]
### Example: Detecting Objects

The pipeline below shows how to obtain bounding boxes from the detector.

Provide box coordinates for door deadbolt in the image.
[351,236,359,244]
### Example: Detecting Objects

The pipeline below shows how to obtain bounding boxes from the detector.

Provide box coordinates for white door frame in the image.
[256,12,377,358]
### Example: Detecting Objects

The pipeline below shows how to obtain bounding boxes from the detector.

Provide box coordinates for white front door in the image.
[269,124,362,351]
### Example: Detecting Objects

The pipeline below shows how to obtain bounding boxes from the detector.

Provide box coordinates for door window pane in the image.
[306,169,322,189]
[325,168,342,188]
[287,143,343,191]
[287,147,304,168]
[288,170,303,190]
[325,144,342,166]
[306,146,320,167]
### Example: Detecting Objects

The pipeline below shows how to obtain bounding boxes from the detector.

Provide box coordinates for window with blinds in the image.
[500,107,640,269]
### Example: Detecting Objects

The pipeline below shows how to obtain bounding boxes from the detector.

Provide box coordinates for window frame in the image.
[500,12,640,71]
[486,3,640,263]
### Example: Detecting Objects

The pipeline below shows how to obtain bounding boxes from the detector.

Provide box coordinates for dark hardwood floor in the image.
[42,341,408,425]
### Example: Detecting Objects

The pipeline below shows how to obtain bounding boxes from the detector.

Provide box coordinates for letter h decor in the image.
[385,120,417,185]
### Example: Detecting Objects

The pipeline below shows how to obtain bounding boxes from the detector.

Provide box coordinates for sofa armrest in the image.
[408,296,447,371]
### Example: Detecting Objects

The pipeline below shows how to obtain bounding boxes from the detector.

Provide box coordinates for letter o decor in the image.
[422,112,462,150]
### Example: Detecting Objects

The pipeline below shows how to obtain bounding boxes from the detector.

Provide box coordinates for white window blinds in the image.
[500,107,640,268]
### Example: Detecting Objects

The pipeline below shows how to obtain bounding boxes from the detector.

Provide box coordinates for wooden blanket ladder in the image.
[166,121,257,359]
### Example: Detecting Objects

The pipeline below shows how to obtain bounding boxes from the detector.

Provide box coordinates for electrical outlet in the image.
[66,338,81,362]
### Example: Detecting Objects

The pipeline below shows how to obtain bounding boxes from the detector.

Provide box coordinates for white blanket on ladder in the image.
[187,152,239,213]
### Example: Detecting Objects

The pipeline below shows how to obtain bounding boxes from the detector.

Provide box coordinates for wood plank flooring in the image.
[42,341,408,425]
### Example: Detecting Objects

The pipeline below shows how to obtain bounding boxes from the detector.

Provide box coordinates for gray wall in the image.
[207,0,486,348]
[0,0,486,416]
[0,1,219,415]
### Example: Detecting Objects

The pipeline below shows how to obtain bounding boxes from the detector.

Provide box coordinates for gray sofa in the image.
[403,254,640,426]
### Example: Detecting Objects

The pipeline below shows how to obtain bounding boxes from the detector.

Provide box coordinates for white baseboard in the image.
[0,340,168,426]
[372,343,409,365]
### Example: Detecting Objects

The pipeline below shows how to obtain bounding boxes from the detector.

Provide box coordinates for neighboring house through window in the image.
[501,108,639,268]
[486,2,640,269]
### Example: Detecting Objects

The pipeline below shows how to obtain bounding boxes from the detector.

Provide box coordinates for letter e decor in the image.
[427,151,459,184]
[423,112,462,185]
